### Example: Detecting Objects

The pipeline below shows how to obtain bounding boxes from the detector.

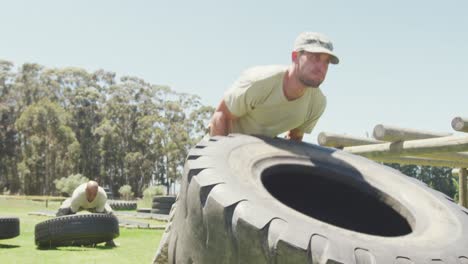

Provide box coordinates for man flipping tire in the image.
[56,180,117,247]
[153,30,339,264]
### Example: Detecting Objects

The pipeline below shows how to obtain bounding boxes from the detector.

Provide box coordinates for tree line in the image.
[384,163,458,200]
[0,60,458,200]
[0,60,214,196]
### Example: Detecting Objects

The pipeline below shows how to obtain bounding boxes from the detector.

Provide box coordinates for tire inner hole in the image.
[261,164,412,237]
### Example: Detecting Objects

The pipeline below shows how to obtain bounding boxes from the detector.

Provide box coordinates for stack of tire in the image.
[0,217,20,240]
[103,187,113,199]
[108,200,137,211]
[151,195,176,215]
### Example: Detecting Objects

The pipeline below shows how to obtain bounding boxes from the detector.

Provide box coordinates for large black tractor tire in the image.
[35,213,119,248]
[0,217,20,239]
[167,134,468,263]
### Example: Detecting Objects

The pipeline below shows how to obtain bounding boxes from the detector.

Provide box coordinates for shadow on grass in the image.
[37,244,116,251]
[0,244,20,249]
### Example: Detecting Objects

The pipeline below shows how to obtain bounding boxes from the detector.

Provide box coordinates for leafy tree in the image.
[143,185,165,198]
[118,184,134,200]
[54,173,89,196]
[0,60,214,197]
[142,185,166,206]
[16,99,78,194]
[0,60,20,192]
[69,86,104,182]
[384,163,457,199]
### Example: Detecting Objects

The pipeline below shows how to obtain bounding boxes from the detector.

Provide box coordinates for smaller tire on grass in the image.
[35,213,119,248]
[0,217,20,239]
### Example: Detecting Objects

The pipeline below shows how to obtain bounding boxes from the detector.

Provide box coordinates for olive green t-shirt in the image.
[224,65,327,138]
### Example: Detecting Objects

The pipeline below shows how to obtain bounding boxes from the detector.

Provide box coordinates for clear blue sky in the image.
[1,0,467,143]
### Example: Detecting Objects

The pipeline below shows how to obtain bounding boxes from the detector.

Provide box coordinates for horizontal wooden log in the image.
[319,131,468,163]
[343,135,468,158]
[373,124,451,142]
[376,157,468,168]
[362,147,468,163]
[317,132,383,148]
[452,117,468,133]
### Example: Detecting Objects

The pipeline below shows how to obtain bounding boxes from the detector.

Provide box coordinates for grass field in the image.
[0,197,164,264]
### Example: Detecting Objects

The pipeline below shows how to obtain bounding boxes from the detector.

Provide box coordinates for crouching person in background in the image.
[56,180,117,247]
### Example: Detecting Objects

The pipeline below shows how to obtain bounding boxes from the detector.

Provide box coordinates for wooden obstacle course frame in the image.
[318,116,468,207]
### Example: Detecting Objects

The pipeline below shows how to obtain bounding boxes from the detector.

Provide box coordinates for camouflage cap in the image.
[294,32,339,64]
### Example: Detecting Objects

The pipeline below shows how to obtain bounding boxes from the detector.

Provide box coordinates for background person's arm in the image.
[95,190,112,214]
[96,202,113,214]
[69,195,82,213]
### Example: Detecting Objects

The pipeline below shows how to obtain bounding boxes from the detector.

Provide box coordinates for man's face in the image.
[86,188,98,202]
[295,51,330,87]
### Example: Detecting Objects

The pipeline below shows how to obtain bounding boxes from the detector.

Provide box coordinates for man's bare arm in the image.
[210,100,238,136]
[286,128,304,141]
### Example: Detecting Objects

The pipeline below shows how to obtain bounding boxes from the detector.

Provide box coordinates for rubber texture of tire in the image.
[0,217,20,239]
[151,208,171,215]
[152,196,176,204]
[35,213,119,248]
[108,200,137,211]
[167,134,468,264]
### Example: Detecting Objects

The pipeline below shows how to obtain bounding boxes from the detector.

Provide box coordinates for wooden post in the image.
[373,124,451,142]
[459,168,467,208]
[344,135,468,158]
[452,117,468,133]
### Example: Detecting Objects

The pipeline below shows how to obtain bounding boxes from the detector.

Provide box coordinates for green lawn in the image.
[0,197,164,264]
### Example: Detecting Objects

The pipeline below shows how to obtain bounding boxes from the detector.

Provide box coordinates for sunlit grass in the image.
[0,197,163,264]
